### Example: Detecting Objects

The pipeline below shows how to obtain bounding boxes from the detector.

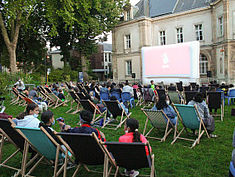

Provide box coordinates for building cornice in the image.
[115,16,152,28]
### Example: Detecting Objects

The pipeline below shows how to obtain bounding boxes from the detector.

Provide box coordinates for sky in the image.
[106,0,140,43]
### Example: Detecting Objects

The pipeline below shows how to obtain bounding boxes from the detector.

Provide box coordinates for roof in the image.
[133,0,217,19]
[150,0,178,18]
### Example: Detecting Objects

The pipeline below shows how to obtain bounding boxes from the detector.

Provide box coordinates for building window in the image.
[108,53,111,62]
[105,66,108,75]
[176,27,183,43]
[126,60,132,75]
[104,53,107,62]
[220,57,224,74]
[199,54,208,75]
[159,31,166,45]
[127,10,131,21]
[125,34,131,49]
[218,16,223,37]
[195,24,203,41]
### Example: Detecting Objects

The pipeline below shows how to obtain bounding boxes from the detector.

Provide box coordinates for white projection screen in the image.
[142,41,200,85]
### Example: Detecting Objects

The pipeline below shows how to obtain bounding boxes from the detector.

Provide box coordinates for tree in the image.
[48,0,128,81]
[0,0,75,73]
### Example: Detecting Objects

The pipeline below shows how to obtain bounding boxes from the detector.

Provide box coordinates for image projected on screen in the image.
[144,45,191,77]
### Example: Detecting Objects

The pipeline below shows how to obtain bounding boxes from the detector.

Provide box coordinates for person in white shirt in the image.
[14,78,25,92]
[122,81,134,97]
[13,103,40,128]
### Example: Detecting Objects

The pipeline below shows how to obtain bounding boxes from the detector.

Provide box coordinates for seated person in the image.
[58,110,105,141]
[188,93,216,137]
[39,110,61,145]
[119,118,151,177]
[58,89,65,101]
[152,94,177,125]
[29,87,48,112]
[13,103,40,128]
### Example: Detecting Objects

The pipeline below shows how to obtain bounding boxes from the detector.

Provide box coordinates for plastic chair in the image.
[225,89,235,105]
[121,92,135,109]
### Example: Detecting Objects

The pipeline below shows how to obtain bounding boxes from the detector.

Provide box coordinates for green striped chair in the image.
[171,104,210,148]
[14,126,73,177]
[142,109,175,142]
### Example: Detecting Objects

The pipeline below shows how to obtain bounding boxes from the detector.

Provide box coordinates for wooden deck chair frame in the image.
[44,87,67,109]
[11,88,25,106]
[171,104,210,148]
[66,90,81,114]
[102,100,132,130]
[0,119,41,177]
[38,86,55,107]
[56,132,116,177]
[101,141,155,177]
[79,99,106,122]
[142,109,176,142]
[13,126,74,177]
[10,88,21,105]
[206,91,224,121]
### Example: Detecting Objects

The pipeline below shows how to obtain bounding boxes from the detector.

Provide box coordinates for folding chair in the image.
[66,90,80,114]
[225,89,235,105]
[142,109,175,142]
[110,91,121,102]
[229,161,235,177]
[56,132,116,177]
[79,99,106,122]
[38,86,55,107]
[121,92,135,109]
[0,119,38,176]
[100,91,110,102]
[102,141,155,177]
[44,87,67,109]
[14,126,73,177]
[171,104,210,148]
[103,100,132,130]
[184,91,198,104]
[10,88,21,105]
[167,91,182,104]
[207,91,224,121]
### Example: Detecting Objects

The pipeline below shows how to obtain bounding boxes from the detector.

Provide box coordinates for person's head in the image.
[125,80,129,86]
[156,94,168,110]
[17,103,39,119]
[194,93,204,103]
[79,110,93,125]
[150,80,154,85]
[40,110,54,126]
[124,118,140,142]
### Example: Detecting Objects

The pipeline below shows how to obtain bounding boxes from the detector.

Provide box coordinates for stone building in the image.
[112,0,235,84]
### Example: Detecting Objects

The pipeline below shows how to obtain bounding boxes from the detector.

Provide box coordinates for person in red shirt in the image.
[119,118,151,177]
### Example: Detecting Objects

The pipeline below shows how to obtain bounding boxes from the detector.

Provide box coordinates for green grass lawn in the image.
[0,95,234,177]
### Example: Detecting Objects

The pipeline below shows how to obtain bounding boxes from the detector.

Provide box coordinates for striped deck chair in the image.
[103,100,132,130]
[171,104,210,148]
[102,141,155,177]
[142,109,175,142]
[14,126,73,177]
[0,119,38,176]
[79,99,106,122]
[56,132,116,177]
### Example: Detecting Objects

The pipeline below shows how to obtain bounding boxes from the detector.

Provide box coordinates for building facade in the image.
[112,0,235,84]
